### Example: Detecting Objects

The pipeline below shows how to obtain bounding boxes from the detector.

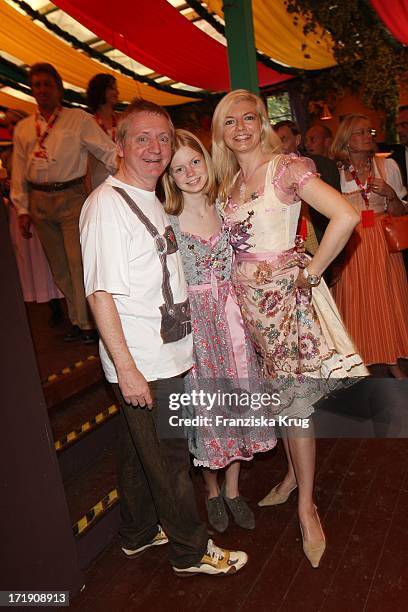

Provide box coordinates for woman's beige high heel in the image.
[258,483,297,507]
[299,507,326,569]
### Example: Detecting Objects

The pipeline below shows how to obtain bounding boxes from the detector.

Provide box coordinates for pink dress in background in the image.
[332,157,408,365]
[8,204,63,303]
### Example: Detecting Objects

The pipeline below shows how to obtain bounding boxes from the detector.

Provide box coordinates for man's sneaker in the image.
[121,526,168,559]
[172,539,248,577]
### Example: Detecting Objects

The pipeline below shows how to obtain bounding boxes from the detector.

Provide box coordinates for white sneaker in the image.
[172,539,248,576]
[122,525,168,558]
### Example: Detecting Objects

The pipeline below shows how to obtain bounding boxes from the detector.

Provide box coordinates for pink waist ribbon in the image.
[234,247,295,263]
[188,279,249,381]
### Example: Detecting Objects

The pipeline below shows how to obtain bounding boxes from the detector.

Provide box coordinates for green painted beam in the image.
[223,0,259,94]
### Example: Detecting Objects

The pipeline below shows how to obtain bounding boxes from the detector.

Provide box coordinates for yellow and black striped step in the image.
[73,488,119,537]
[43,354,98,384]
[54,404,119,452]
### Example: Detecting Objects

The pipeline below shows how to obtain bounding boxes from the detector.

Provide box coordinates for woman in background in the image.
[86,73,119,190]
[331,114,408,377]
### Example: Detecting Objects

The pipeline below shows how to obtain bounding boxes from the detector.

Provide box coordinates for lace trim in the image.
[297,171,318,190]
[271,156,318,200]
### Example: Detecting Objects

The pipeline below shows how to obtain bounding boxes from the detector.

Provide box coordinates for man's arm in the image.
[10,126,32,238]
[87,290,152,407]
[81,113,118,175]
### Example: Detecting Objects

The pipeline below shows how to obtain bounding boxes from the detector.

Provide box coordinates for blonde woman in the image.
[331,114,408,377]
[162,129,276,533]
[212,90,367,568]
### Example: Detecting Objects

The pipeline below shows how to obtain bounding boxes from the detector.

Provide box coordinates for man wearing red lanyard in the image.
[11,63,117,343]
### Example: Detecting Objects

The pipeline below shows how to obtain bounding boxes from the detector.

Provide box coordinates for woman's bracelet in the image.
[384,193,397,211]
[384,194,408,213]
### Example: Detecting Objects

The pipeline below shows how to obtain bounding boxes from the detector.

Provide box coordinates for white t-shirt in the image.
[79,175,193,382]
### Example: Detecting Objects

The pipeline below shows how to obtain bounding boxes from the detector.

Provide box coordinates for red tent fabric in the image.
[0,126,12,145]
[370,0,408,44]
[53,0,290,91]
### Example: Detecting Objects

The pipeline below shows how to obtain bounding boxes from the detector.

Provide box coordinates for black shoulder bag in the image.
[113,186,191,344]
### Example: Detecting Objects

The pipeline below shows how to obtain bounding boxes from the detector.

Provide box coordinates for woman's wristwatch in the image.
[303,267,321,287]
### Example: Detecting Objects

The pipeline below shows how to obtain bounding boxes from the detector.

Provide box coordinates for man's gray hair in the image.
[116,99,175,148]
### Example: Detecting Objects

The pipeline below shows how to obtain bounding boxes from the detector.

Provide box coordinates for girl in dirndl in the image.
[162,129,276,534]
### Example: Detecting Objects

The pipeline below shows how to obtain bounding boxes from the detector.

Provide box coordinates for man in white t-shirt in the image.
[79,100,247,576]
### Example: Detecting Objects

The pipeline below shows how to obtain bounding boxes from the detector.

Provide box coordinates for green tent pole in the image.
[223,0,259,94]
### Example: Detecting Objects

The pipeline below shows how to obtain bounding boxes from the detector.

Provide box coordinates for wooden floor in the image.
[68,437,408,612]
[27,301,97,381]
[27,302,408,612]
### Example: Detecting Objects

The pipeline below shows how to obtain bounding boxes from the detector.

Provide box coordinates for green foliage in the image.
[267,92,292,122]
[285,0,408,135]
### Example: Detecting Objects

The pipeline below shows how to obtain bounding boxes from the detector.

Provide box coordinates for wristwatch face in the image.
[308,274,320,286]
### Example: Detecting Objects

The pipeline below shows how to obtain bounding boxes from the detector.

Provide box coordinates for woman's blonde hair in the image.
[331,113,375,166]
[162,129,217,216]
[212,89,281,201]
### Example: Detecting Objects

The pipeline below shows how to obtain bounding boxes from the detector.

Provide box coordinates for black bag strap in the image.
[113,186,175,311]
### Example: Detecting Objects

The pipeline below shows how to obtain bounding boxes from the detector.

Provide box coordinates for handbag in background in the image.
[381,214,408,253]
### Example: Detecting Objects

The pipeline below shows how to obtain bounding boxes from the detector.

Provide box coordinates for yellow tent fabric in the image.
[207,0,335,70]
[0,0,196,106]
[0,90,35,114]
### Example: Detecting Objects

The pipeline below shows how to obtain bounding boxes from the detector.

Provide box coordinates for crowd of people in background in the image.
[1,63,407,576]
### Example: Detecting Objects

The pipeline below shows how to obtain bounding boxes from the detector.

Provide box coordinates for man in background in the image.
[274,119,342,284]
[11,63,117,343]
[304,124,333,158]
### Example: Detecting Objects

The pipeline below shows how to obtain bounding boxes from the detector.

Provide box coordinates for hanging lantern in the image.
[320,103,332,120]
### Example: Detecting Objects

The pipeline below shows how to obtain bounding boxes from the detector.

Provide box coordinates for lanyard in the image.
[94,113,117,142]
[348,162,372,209]
[34,106,62,160]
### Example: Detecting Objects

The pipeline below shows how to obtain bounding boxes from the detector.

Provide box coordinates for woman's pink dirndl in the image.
[224,155,368,418]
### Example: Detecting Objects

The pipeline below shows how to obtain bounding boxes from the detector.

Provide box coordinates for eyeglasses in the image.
[351,128,376,137]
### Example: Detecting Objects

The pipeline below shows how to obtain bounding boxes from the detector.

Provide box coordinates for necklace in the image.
[348,158,372,209]
[238,161,266,204]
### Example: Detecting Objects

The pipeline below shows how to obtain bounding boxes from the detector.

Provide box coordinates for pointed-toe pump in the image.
[258,483,297,507]
[299,507,326,569]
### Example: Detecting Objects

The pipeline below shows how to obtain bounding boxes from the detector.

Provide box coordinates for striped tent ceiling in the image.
[206,0,335,70]
[0,0,405,114]
[0,0,331,111]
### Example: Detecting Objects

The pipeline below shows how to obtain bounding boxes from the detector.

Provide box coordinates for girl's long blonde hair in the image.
[162,129,217,216]
[211,89,281,201]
